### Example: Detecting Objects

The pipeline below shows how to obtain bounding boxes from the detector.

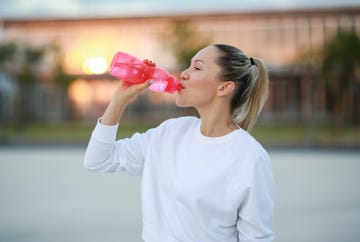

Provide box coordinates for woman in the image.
[84,44,274,241]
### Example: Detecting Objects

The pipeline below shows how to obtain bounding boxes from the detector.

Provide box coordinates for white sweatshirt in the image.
[84,116,274,242]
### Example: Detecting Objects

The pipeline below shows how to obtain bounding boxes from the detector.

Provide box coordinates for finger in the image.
[143,59,156,67]
[125,80,150,96]
[135,79,152,91]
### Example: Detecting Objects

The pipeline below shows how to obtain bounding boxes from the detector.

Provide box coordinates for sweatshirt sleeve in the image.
[84,119,155,176]
[236,151,275,242]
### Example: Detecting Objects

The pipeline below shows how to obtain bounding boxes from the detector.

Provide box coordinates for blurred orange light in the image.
[68,79,92,106]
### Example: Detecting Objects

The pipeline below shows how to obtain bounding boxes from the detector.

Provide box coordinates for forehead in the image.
[192,46,220,64]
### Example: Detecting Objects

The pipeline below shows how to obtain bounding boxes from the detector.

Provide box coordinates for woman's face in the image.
[176,46,223,109]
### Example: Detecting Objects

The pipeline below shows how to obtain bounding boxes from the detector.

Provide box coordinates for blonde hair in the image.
[214,44,269,131]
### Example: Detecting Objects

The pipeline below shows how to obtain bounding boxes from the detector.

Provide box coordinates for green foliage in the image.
[17,66,37,85]
[0,41,76,124]
[2,122,359,147]
[321,30,360,89]
[53,62,74,87]
[162,21,211,70]
[319,30,360,124]
[24,47,44,63]
[18,46,46,86]
[0,42,74,86]
[0,42,16,65]
[292,29,360,125]
[48,43,75,87]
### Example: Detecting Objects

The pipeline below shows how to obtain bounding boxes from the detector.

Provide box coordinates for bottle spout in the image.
[176,83,183,91]
[163,76,183,93]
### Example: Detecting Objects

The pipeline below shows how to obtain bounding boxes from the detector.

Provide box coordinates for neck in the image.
[196,102,238,137]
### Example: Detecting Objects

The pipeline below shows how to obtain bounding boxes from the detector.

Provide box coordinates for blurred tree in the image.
[0,42,16,70]
[0,43,17,140]
[320,30,360,125]
[162,20,211,70]
[17,46,45,85]
[0,42,76,126]
[15,46,46,126]
[50,44,75,88]
[49,44,76,120]
[294,30,360,125]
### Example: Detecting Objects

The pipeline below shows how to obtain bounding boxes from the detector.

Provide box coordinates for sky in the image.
[0,0,359,19]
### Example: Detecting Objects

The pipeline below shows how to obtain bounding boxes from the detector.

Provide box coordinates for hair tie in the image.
[249,57,255,66]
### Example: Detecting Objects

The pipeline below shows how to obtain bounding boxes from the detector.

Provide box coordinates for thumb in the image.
[137,79,152,91]
[127,79,152,95]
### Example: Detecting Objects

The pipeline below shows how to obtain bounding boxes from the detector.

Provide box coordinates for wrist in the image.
[111,90,131,106]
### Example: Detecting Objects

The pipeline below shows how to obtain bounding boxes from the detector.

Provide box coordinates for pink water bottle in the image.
[109,51,182,93]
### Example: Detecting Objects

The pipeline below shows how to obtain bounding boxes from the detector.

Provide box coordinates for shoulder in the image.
[237,129,269,158]
[230,130,273,192]
[239,129,267,156]
[232,129,272,173]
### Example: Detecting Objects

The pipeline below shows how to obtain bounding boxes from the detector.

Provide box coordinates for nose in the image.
[180,68,190,81]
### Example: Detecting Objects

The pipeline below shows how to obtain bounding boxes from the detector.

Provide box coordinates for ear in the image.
[217,81,235,97]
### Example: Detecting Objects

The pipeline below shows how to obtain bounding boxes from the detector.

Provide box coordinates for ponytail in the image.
[214,44,269,131]
[233,58,269,131]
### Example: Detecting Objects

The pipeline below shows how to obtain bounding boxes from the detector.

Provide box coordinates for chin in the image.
[175,95,190,108]
[175,100,186,107]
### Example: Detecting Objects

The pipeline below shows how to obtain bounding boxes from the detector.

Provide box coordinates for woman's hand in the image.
[100,59,156,125]
[143,59,156,67]
[115,79,151,103]
[114,58,156,102]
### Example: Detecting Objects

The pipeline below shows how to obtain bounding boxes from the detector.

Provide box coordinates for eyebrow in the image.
[191,59,205,64]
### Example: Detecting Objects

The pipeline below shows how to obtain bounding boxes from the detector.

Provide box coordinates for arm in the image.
[84,76,151,173]
[101,79,151,125]
[237,153,275,241]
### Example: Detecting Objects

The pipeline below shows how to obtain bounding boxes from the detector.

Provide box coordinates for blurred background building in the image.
[0,5,359,126]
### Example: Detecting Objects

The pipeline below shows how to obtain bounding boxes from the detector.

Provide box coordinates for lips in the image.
[179,82,185,89]
[176,83,185,92]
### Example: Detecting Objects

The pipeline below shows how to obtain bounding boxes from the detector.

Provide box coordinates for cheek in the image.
[175,85,216,108]
[191,77,218,98]
[175,73,219,107]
